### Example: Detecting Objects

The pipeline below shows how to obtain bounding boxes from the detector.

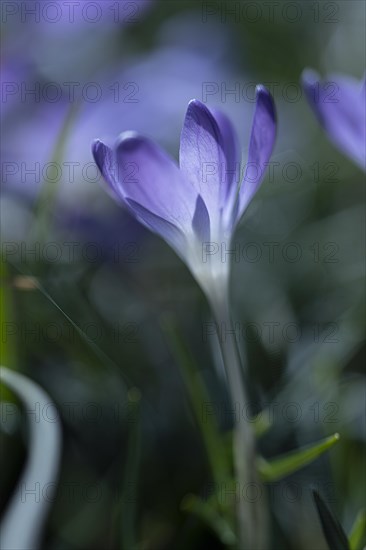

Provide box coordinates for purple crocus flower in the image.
[302,70,366,171]
[92,86,276,303]
[93,87,276,549]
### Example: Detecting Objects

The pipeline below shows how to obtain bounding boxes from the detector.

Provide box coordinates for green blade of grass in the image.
[32,101,80,243]
[0,258,18,370]
[119,388,142,550]
[349,509,366,550]
[312,489,350,550]
[181,493,236,547]
[161,313,230,488]
[252,409,272,438]
[258,433,340,482]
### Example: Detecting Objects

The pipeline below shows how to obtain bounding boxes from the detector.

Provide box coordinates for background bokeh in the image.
[1,1,365,549]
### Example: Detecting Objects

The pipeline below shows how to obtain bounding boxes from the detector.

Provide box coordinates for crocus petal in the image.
[209,107,241,191]
[302,70,366,171]
[125,198,187,259]
[92,139,122,202]
[209,107,242,230]
[112,132,198,233]
[237,85,276,222]
[179,100,228,222]
[192,195,210,243]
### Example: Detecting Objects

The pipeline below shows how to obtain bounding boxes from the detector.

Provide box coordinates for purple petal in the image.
[92,139,122,202]
[302,70,366,171]
[179,100,229,220]
[192,195,210,243]
[208,107,241,194]
[125,198,187,259]
[237,85,276,221]
[113,132,198,233]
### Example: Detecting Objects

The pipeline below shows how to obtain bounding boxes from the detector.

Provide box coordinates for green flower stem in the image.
[209,288,267,550]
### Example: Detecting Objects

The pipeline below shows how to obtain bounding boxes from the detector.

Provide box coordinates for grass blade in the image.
[119,388,142,550]
[312,489,350,550]
[349,508,366,550]
[258,433,340,482]
[181,493,236,547]
[161,313,230,487]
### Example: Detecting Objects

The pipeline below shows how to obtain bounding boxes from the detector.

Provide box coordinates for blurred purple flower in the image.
[1,43,241,253]
[1,44,243,203]
[6,1,152,31]
[92,87,276,298]
[2,2,155,85]
[302,70,366,171]
[1,14,250,257]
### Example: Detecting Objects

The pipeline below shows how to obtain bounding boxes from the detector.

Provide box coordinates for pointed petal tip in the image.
[301,68,320,86]
[115,130,141,149]
[301,70,321,104]
[92,139,111,170]
[187,98,203,108]
[186,98,213,118]
[255,84,268,95]
[235,83,277,224]
[301,69,322,110]
[92,138,104,154]
[256,84,276,123]
[183,99,224,140]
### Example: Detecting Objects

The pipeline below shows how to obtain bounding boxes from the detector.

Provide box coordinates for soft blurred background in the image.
[1,1,365,549]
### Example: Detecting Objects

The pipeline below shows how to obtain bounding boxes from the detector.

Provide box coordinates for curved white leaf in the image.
[0,367,62,550]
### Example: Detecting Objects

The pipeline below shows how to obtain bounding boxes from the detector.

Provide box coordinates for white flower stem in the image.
[209,287,267,550]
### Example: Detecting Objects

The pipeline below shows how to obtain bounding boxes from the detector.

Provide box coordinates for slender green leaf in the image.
[252,410,272,438]
[258,433,340,482]
[5,264,136,390]
[181,493,236,547]
[349,509,366,550]
[161,313,230,487]
[32,102,79,242]
[0,259,18,371]
[120,387,142,550]
[0,366,62,550]
[312,489,350,550]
